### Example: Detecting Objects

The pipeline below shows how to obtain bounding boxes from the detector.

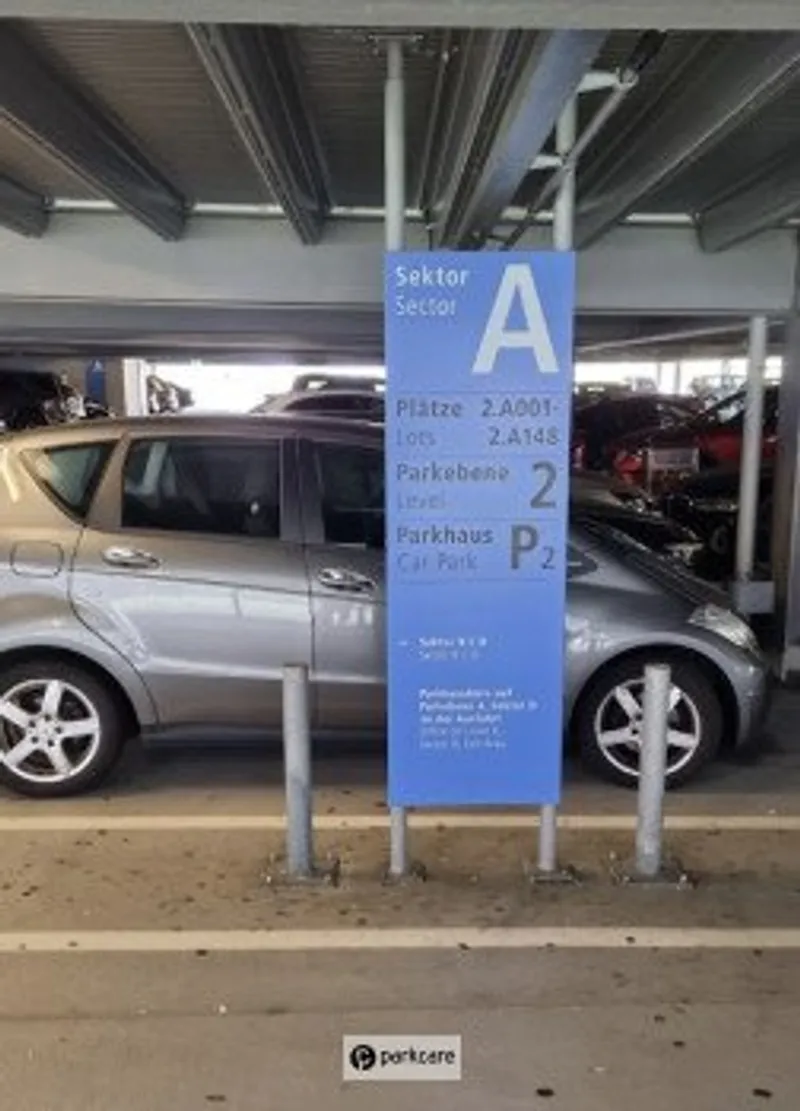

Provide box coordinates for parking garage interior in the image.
[3,3,800,1106]
[1,13,800,656]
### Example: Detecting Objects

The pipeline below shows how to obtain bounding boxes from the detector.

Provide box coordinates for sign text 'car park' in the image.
[386,252,576,806]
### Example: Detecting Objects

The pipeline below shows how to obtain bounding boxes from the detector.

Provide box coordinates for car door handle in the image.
[102,546,161,570]
[317,567,375,594]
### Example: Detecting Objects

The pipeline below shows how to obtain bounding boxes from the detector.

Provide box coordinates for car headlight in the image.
[689,603,758,653]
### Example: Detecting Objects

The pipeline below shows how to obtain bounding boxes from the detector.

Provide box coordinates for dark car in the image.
[291,372,384,394]
[570,472,705,571]
[572,394,697,471]
[252,388,385,421]
[0,369,76,432]
[661,465,774,580]
[611,386,780,484]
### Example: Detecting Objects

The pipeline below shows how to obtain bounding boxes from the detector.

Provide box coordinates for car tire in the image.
[574,655,723,789]
[0,660,126,798]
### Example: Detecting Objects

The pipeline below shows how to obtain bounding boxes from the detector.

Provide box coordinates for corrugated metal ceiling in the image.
[649,78,800,213]
[19,20,269,202]
[292,27,444,206]
[0,21,799,226]
[513,30,715,209]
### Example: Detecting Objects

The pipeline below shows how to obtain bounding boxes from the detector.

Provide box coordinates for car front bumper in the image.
[729,651,773,753]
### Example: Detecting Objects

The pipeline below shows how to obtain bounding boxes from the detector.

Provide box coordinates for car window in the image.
[704,392,745,427]
[291,394,384,417]
[290,395,345,411]
[315,442,384,547]
[657,402,688,424]
[122,438,281,539]
[26,442,113,520]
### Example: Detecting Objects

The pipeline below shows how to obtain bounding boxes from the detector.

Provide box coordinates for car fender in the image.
[564,625,744,723]
[0,591,158,728]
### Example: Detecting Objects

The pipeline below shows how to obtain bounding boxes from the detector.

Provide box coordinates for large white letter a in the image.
[472,263,559,375]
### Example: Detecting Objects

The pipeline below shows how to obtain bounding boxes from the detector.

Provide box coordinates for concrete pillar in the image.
[655,361,679,394]
[772,257,800,677]
[105,357,150,416]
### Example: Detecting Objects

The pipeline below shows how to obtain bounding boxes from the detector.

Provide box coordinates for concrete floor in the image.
[0,687,795,821]
[0,692,799,1110]
[1,950,797,1110]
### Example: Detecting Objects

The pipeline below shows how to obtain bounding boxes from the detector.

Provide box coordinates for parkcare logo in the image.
[343,1035,462,1082]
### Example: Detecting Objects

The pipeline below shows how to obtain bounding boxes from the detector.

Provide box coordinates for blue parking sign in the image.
[386,252,575,806]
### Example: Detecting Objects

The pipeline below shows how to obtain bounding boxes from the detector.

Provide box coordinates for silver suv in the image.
[0,416,768,797]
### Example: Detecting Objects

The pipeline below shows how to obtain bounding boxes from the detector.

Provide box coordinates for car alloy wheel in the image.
[593,677,701,780]
[575,655,723,788]
[0,678,103,786]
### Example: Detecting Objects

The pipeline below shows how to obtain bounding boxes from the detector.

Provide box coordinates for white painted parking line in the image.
[0,813,797,833]
[0,928,799,953]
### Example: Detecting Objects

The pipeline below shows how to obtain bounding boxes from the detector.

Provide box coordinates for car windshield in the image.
[659,402,693,424]
[575,517,729,604]
[699,392,746,427]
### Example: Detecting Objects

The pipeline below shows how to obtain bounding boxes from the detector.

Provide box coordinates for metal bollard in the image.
[635,663,671,879]
[282,664,313,877]
[537,803,558,873]
[389,805,407,878]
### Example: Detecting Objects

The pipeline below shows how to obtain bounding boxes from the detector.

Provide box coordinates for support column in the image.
[733,317,771,615]
[773,250,800,676]
[662,361,680,395]
[385,37,408,879]
[538,96,576,877]
[735,317,768,584]
[552,98,577,253]
[105,357,150,417]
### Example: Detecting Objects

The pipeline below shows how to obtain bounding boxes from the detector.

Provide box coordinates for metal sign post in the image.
[385,37,409,878]
[536,96,577,875]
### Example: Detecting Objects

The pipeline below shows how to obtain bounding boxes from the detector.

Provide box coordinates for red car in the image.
[611,386,780,483]
[571,393,698,471]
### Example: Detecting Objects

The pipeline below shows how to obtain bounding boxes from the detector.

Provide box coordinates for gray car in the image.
[251,388,385,421]
[0,416,769,798]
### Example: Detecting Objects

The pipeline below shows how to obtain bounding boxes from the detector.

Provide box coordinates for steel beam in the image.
[2,1,800,31]
[0,216,795,316]
[0,24,185,239]
[0,175,48,237]
[698,147,800,252]
[188,24,330,244]
[421,29,605,248]
[0,302,784,363]
[575,33,800,249]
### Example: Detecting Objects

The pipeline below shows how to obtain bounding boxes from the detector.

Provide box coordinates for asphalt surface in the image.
[0,691,798,1110]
